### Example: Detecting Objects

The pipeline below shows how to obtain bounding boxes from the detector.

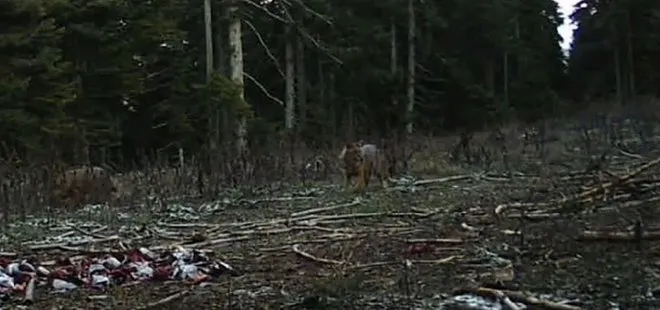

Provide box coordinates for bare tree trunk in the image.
[614,46,623,105]
[214,3,226,76]
[503,52,509,108]
[347,99,354,140]
[284,23,295,130]
[228,3,247,154]
[329,70,337,140]
[296,37,307,131]
[204,0,213,79]
[405,0,416,135]
[204,0,220,192]
[625,10,635,100]
[318,59,325,107]
[485,60,494,97]
[610,22,623,105]
[214,10,232,143]
[390,23,398,108]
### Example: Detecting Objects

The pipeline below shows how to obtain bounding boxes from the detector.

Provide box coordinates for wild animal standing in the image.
[338,141,390,192]
[51,165,117,209]
[301,155,328,184]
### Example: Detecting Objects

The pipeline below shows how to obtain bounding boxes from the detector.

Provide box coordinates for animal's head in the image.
[338,141,364,170]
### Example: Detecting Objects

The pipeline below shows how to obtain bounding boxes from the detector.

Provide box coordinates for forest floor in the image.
[3,124,660,309]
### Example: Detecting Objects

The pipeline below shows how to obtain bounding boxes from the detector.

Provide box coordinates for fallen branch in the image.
[577,229,660,242]
[50,225,108,241]
[403,238,463,244]
[618,148,642,159]
[67,224,110,239]
[157,222,217,229]
[564,156,660,204]
[260,234,360,251]
[347,255,459,270]
[27,235,120,251]
[453,287,582,310]
[413,174,472,186]
[496,156,660,216]
[56,245,124,255]
[495,202,551,216]
[153,235,251,251]
[292,244,343,265]
[290,198,362,217]
[23,275,35,304]
[135,289,191,310]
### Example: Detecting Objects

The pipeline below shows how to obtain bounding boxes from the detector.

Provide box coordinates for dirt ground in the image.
[3,119,660,310]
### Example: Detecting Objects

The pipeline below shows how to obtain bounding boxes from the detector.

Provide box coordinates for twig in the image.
[135,289,191,310]
[51,225,108,240]
[0,252,17,258]
[66,225,109,239]
[153,236,251,251]
[260,234,360,251]
[292,244,343,264]
[402,238,463,244]
[249,196,316,203]
[327,211,427,221]
[56,245,124,255]
[290,198,361,217]
[495,202,551,216]
[618,148,642,159]
[413,174,472,186]
[347,255,459,270]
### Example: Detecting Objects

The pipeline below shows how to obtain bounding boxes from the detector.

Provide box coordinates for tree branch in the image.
[243,72,284,106]
[243,19,285,79]
[240,0,289,23]
[288,0,333,25]
[279,5,343,65]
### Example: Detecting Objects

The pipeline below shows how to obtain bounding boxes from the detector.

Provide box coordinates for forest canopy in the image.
[0,0,657,166]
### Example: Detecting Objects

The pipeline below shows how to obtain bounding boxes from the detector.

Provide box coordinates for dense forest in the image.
[1,0,658,169]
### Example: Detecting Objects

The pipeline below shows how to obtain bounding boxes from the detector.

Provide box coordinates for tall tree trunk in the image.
[318,59,325,108]
[214,3,226,76]
[204,0,220,188]
[329,71,337,140]
[390,22,398,113]
[405,0,416,135]
[296,37,307,132]
[214,7,231,143]
[485,60,494,97]
[228,3,247,154]
[203,0,213,80]
[625,10,635,101]
[347,99,354,140]
[503,52,509,108]
[284,23,295,130]
[614,47,623,105]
